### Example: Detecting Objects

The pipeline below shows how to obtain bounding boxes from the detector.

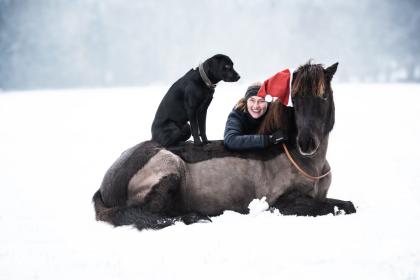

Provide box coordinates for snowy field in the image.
[0,83,419,279]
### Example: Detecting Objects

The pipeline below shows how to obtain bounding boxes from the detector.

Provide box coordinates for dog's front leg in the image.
[197,96,213,144]
[187,107,202,145]
[198,110,209,144]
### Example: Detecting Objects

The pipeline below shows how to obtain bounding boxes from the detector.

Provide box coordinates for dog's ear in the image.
[212,54,233,66]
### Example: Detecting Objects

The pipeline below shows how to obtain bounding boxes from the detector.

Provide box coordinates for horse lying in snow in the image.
[92,61,356,230]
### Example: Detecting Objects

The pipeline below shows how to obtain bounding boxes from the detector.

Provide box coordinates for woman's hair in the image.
[257,100,284,134]
[234,97,247,112]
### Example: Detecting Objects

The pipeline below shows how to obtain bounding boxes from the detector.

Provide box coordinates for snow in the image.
[0,83,419,279]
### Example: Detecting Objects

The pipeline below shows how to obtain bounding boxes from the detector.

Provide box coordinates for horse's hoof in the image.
[339,201,356,215]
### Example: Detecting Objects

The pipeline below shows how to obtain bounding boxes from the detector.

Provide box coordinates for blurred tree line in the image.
[0,0,419,90]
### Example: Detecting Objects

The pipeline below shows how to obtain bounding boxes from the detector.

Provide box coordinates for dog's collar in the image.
[198,63,217,89]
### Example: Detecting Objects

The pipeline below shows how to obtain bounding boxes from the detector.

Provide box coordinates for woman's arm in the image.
[223,111,268,150]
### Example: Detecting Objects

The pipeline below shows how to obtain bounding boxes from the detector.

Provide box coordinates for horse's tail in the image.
[92,190,177,230]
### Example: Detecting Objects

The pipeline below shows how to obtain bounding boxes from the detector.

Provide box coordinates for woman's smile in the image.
[247,96,267,119]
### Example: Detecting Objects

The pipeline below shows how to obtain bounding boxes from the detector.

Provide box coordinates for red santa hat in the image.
[257,69,293,107]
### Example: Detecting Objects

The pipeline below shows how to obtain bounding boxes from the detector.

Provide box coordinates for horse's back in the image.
[167,140,283,163]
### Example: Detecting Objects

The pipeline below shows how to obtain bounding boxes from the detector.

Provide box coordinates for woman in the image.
[223,82,287,150]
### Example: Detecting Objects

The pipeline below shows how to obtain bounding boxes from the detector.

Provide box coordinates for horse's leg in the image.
[312,163,332,200]
[312,168,356,215]
[92,190,177,230]
[141,174,180,213]
[323,198,356,215]
[273,190,356,216]
[273,190,330,216]
[141,174,212,225]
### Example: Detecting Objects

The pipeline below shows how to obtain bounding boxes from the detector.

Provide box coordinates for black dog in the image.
[151,54,240,147]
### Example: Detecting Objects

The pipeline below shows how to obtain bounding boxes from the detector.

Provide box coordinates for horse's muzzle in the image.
[297,134,320,156]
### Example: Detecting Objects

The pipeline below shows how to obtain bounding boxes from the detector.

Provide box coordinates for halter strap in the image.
[282,143,331,180]
[198,63,217,89]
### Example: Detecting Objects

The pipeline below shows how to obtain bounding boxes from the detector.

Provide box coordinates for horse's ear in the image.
[325,62,338,81]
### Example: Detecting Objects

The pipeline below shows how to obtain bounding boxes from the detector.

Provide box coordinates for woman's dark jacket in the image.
[223,108,269,150]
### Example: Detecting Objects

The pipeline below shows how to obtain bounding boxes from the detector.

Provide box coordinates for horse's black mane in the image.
[167,140,285,163]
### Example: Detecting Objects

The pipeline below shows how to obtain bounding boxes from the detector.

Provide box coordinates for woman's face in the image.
[247,96,268,119]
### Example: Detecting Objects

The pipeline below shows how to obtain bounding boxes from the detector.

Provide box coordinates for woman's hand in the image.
[268,129,288,145]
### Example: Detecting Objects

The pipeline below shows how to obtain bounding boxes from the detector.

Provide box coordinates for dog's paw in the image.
[193,141,204,146]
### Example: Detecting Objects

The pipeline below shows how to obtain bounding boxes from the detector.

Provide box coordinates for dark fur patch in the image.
[167,140,286,163]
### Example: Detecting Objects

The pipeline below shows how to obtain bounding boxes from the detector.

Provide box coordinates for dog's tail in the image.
[92,190,177,230]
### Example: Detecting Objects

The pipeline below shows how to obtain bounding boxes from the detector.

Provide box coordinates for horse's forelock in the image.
[292,63,326,97]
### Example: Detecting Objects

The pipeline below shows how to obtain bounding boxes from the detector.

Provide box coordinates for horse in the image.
[92,61,356,230]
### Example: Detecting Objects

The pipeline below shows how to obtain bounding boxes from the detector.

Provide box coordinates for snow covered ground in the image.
[0,83,419,279]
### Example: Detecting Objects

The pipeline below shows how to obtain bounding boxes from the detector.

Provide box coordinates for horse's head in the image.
[291,62,338,156]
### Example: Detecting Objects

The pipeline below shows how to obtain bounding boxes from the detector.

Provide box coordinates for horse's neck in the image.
[317,135,329,161]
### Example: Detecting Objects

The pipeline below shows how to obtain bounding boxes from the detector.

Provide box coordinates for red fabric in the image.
[257,69,291,106]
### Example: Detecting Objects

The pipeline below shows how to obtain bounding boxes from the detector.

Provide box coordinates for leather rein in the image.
[282,143,331,180]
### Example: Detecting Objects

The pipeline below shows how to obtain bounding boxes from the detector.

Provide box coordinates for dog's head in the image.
[206,54,240,83]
